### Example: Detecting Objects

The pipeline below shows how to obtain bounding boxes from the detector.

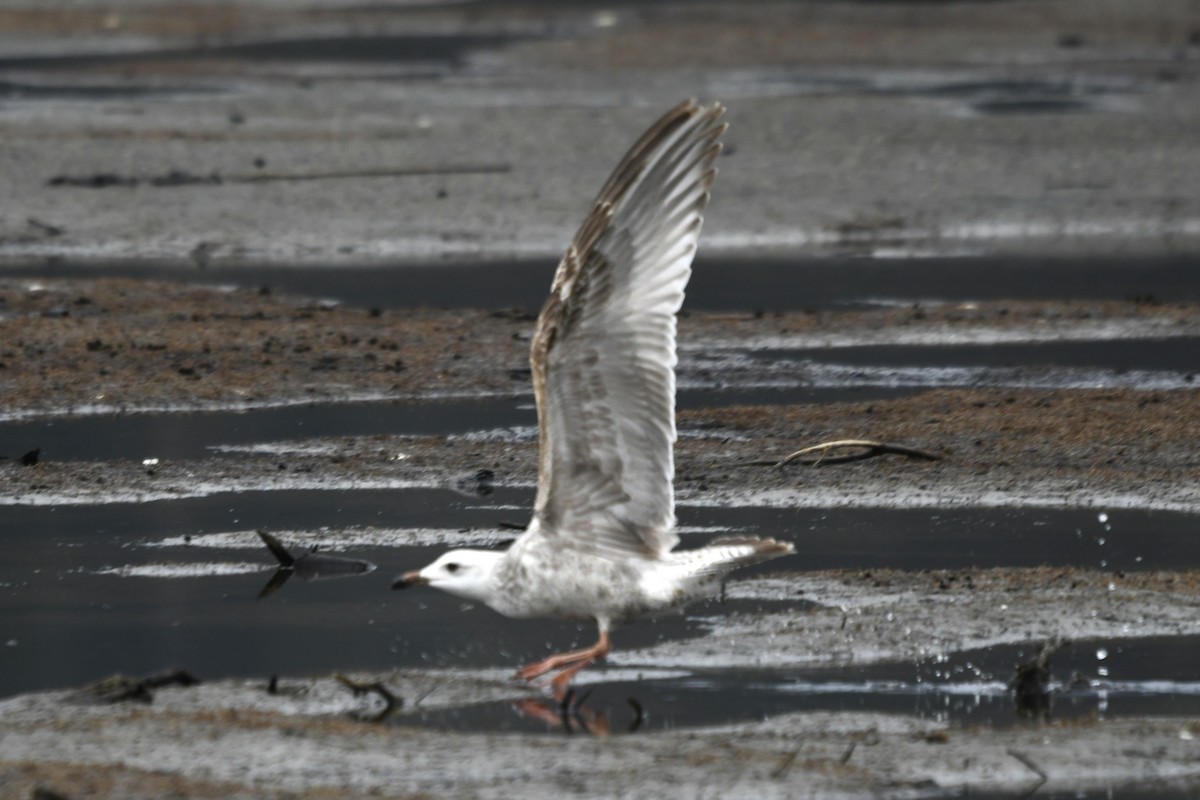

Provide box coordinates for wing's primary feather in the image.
[525,99,726,559]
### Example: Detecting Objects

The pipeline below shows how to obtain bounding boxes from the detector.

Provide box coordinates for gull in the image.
[393,99,795,693]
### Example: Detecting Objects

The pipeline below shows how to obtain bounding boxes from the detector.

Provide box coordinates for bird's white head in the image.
[392,549,502,604]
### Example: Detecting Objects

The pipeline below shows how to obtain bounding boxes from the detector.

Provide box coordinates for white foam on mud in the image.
[943,217,1200,243]
[0,389,519,424]
[0,476,453,507]
[744,676,1200,699]
[449,426,538,443]
[678,428,752,441]
[680,354,1199,392]
[1101,680,1200,696]
[5,472,1196,513]
[737,678,1010,697]
[687,317,1200,350]
[94,562,268,578]
[145,524,734,551]
[617,571,1200,671]
[208,442,345,456]
[571,667,693,686]
[147,527,512,550]
[0,392,393,423]
[680,482,1200,515]
[704,215,1200,253]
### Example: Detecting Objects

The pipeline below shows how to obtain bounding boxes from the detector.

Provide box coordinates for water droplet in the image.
[1098,666,1109,677]
[1098,512,1109,524]
[1096,648,1109,660]
[1107,582,1116,591]
[1098,537,1106,546]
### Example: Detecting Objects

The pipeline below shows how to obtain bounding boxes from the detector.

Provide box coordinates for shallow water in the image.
[9,254,1200,311]
[2,483,1198,705]
[411,636,1200,734]
[0,397,532,462]
[3,387,921,461]
[0,34,521,73]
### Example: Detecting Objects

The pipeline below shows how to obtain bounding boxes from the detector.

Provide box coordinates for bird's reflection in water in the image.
[512,689,645,736]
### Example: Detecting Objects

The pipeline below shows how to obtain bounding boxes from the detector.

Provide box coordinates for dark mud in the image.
[1,275,1196,416]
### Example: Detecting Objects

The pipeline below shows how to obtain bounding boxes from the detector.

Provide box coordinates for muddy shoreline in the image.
[2,277,1197,514]
[3,274,1197,410]
[3,685,1199,799]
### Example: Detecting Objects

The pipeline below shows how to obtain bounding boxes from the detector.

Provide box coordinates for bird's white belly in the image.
[490,546,663,626]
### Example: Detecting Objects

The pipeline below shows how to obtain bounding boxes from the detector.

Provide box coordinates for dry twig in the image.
[768,439,941,467]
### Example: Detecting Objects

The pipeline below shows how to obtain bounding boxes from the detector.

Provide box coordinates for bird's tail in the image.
[684,536,795,578]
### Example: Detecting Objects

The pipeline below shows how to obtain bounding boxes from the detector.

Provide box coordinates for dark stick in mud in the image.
[256,529,377,599]
[1006,748,1049,796]
[335,673,402,722]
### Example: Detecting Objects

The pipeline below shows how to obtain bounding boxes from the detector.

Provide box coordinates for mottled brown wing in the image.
[523,99,726,559]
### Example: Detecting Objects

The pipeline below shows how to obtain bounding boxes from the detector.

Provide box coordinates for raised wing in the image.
[525,99,726,559]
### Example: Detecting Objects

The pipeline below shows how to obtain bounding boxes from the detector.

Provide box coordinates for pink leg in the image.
[515,630,612,691]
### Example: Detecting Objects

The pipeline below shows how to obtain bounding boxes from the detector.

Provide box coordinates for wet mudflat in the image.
[1,265,1199,798]
[3,0,1200,795]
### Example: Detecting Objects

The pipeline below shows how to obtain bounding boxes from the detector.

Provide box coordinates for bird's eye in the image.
[445,563,460,574]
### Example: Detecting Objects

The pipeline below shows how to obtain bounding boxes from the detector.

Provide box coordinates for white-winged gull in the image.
[394,99,795,693]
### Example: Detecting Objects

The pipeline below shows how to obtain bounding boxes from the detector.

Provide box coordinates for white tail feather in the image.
[679,537,795,579]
